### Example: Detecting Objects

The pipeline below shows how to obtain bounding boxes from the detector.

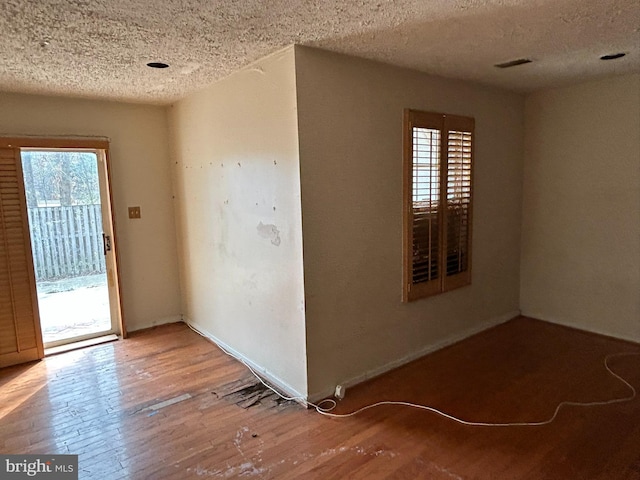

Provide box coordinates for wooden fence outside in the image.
[27,205,106,281]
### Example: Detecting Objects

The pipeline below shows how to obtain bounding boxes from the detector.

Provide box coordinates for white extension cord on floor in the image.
[187,322,639,427]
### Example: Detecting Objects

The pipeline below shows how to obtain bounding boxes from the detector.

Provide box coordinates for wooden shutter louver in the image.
[443,125,473,291]
[0,147,43,367]
[403,110,474,302]
[411,127,441,285]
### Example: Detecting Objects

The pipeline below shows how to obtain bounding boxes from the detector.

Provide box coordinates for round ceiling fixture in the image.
[146,62,170,69]
[600,53,626,60]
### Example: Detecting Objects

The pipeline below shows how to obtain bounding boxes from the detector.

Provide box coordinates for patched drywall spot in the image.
[257,222,281,246]
[179,63,201,75]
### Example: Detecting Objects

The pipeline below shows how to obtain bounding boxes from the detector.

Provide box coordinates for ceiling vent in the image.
[494,58,532,69]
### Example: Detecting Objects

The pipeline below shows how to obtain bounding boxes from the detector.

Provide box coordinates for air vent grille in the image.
[494,58,532,69]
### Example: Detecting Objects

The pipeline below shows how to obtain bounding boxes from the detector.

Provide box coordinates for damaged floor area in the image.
[1,320,640,479]
[215,375,297,410]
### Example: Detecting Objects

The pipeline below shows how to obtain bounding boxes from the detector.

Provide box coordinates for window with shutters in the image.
[402,109,474,302]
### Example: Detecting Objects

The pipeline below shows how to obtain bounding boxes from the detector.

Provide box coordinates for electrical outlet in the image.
[128,206,141,219]
[334,384,345,400]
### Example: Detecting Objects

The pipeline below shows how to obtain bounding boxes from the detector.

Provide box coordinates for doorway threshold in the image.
[45,334,119,356]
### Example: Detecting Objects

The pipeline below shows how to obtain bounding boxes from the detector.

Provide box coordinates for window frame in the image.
[402,109,475,302]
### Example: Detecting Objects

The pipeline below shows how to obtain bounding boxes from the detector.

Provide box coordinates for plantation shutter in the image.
[0,147,44,367]
[442,116,473,291]
[403,110,474,302]
[404,111,445,300]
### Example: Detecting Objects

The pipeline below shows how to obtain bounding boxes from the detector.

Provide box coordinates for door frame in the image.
[0,136,127,340]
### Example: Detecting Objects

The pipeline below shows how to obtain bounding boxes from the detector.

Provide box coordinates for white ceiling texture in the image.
[0,0,638,104]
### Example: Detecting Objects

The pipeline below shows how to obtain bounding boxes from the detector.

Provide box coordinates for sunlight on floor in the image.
[0,364,45,422]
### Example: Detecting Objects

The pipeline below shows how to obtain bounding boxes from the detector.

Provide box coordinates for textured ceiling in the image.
[0,0,638,105]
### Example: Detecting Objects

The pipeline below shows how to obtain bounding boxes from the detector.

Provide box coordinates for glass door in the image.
[20,148,120,347]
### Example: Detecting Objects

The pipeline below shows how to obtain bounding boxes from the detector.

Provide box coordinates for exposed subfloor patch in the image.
[215,374,297,410]
[145,393,193,412]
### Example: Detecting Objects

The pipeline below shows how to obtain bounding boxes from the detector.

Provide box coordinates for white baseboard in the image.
[127,315,182,332]
[308,310,520,403]
[521,310,640,344]
[183,316,307,404]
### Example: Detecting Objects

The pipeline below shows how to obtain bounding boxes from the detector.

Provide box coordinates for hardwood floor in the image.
[1,317,640,479]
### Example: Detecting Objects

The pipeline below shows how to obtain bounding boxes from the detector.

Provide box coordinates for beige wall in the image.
[0,92,182,331]
[294,46,525,399]
[521,75,640,341]
[168,47,308,396]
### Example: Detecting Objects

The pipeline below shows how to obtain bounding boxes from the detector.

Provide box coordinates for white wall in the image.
[294,46,524,399]
[521,75,640,341]
[168,47,308,397]
[0,92,182,331]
